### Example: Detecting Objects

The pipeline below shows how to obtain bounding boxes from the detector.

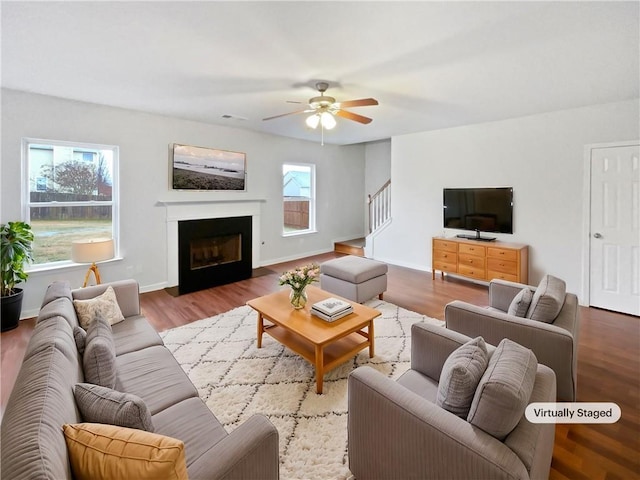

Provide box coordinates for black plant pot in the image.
[1,288,24,332]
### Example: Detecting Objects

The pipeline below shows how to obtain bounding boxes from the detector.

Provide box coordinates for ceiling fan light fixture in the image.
[320,111,336,130]
[306,113,320,129]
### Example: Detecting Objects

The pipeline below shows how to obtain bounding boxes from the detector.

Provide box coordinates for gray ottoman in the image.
[320,256,388,303]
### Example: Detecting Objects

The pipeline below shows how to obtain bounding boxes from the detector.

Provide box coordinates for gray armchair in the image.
[348,323,556,480]
[445,278,580,401]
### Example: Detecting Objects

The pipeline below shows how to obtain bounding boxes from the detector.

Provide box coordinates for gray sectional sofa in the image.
[1,279,279,479]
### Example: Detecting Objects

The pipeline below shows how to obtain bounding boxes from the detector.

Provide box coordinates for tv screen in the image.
[443,187,513,234]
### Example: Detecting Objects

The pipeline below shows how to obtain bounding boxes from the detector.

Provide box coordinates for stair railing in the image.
[368,180,391,234]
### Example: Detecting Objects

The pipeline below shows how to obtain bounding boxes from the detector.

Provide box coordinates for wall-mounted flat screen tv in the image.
[443,187,513,234]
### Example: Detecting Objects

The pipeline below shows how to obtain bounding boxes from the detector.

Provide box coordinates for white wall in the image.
[372,99,639,301]
[1,89,366,317]
[363,139,391,233]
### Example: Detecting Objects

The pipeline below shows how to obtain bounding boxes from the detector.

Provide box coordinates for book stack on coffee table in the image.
[311,297,354,322]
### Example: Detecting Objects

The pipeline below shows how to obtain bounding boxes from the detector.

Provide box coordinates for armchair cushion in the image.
[468,338,537,440]
[507,287,534,317]
[436,336,488,418]
[526,275,566,323]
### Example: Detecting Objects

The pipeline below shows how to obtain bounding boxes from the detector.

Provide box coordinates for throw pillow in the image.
[83,314,117,389]
[526,274,566,323]
[467,338,538,440]
[507,288,534,317]
[73,326,87,355]
[74,285,125,329]
[436,336,489,418]
[74,383,154,432]
[63,423,188,480]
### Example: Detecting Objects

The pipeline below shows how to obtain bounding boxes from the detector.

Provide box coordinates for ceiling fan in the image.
[263,82,378,143]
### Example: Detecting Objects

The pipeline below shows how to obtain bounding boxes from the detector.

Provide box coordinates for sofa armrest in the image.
[72,279,140,317]
[348,366,528,480]
[410,322,478,381]
[187,414,279,480]
[489,279,533,311]
[445,300,577,400]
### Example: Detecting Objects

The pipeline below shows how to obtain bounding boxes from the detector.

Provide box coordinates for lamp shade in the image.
[72,238,115,263]
[306,114,320,129]
[320,112,336,130]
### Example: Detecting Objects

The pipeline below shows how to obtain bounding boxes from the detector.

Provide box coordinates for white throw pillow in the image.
[74,286,125,329]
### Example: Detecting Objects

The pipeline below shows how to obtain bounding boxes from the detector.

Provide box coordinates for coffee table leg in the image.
[315,344,324,394]
[369,319,375,358]
[257,313,264,348]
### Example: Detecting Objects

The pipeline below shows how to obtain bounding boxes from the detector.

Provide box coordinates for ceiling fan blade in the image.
[337,98,379,108]
[263,109,312,121]
[335,109,373,124]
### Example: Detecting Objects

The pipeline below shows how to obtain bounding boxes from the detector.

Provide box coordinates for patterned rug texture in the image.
[159,298,444,480]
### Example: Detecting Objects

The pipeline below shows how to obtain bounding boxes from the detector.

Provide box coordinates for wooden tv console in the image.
[432,236,528,284]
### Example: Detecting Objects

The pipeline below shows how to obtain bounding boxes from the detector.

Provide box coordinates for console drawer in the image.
[487,247,518,262]
[433,250,457,262]
[433,239,457,253]
[459,243,485,256]
[433,260,457,273]
[487,257,517,274]
[458,264,486,280]
[487,270,519,282]
[459,254,486,268]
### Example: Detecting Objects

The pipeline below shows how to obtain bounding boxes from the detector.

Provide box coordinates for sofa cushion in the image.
[112,315,164,356]
[74,383,154,432]
[63,423,188,480]
[72,279,141,318]
[0,317,83,480]
[152,397,228,466]
[115,345,198,415]
[83,314,117,388]
[507,288,534,317]
[38,296,79,329]
[74,285,125,329]
[41,280,72,307]
[526,275,566,323]
[436,336,489,418]
[467,338,537,440]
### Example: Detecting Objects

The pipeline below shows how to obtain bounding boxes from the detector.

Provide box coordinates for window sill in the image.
[282,229,318,238]
[25,256,124,275]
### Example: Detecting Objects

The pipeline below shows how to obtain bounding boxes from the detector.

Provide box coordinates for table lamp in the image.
[72,238,115,287]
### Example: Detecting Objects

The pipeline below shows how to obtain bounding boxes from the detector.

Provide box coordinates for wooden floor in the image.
[2,251,639,479]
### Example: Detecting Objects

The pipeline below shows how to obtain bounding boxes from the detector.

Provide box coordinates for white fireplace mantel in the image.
[161,198,265,287]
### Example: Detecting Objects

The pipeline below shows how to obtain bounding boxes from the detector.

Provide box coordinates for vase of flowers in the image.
[279,263,320,309]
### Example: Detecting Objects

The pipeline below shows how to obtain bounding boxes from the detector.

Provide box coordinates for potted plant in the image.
[1,221,34,332]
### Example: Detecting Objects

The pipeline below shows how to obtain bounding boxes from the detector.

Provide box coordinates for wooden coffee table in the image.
[247,285,380,394]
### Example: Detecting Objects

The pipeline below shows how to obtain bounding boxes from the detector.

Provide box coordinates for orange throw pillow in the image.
[63,423,188,480]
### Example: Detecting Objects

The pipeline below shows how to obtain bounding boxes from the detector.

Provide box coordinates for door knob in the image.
[593,233,603,239]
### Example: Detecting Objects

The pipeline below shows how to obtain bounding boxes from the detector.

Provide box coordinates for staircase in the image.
[334,180,391,257]
[334,238,366,256]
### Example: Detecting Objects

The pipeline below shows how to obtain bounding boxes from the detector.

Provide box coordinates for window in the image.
[23,138,118,266]
[283,163,315,235]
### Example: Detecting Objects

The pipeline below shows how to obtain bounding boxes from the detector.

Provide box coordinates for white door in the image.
[589,144,640,316]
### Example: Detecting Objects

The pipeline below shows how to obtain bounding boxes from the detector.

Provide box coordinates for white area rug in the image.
[159,299,444,480]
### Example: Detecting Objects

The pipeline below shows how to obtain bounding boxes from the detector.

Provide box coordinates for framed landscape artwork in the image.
[171,143,246,191]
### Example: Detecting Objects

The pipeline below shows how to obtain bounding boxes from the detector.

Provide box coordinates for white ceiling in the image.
[2,1,638,145]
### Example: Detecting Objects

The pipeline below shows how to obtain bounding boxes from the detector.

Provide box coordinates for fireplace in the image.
[178,216,252,294]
